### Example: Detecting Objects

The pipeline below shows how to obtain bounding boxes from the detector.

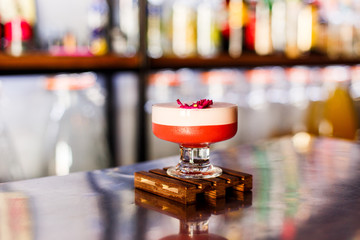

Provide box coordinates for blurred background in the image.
[0,0,360,182]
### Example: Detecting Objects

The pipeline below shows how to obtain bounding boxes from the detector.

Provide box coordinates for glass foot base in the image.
[167,165,222,179]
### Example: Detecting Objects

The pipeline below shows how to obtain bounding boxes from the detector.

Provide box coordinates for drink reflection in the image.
[135,188,252,240]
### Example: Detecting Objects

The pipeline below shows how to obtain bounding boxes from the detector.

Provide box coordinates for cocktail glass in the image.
[152,102,238,179]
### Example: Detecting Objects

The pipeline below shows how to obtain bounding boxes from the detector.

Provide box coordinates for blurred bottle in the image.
[0,15,3,51]
[219,0,230,53]
[267,67,289,105]
[88,0,109,56]
[146,68,199,106]
[286,66,310,134]
[44,72,110,176]
[245,67,275,141]
[147,0,164,58]
[354,2,360,57]
[322,1,339,59]
[255,0,272,55]
[159,0,174,57]
[172,0,197,57]
[271,0,286,53]
[62,32,77,55]
[324,0,355,59]
[267,66,292,136]
[200,68,243,102]
[285,0,302,58]
[314,1,328,55]
[0,0,36,56]
[228,0,243,57]
[114,73,139,166]
[305,67,325,136]
[200,68,247,146]
[350,65,360,139]
[339,1,356,58]
[145,70,181,111]
[246,68,270,109]
[145,69,191,160]
[297,0,317,55]
[111,0,139,57]
[4,18,33,56]
[272,0,318,56]
[177,68,203,100]
[0,81,23,182]
[197,0,222,58]
[244,0,256,51]
[319,66,357,140]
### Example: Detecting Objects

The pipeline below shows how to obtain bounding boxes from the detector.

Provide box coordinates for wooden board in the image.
[134,167,252,204]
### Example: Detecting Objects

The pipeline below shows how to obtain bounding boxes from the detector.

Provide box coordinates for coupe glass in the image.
[152,102,238,179]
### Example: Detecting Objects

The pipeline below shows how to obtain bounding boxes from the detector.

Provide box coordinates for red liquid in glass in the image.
[152,122,237,147]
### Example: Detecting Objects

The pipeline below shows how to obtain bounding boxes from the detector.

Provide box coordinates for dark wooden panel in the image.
[150,53,360,69]
[0,53,141,72]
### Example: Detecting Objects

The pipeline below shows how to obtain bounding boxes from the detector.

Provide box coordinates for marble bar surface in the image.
[0,135,359,240]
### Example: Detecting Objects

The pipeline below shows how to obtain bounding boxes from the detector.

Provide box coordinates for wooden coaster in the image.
[134,167,252,204]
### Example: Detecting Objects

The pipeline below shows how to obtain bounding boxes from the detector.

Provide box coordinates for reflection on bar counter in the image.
[146,65,360,160]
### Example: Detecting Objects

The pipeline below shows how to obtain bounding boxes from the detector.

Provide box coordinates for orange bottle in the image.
[319,66,358,140]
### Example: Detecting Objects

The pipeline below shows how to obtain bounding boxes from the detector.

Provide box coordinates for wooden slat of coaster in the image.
[134,171,199,204]
[201,177,227,200]
[222,172,246,192]
[221,167,253,191]
[217,173,241,185]
[201,176,226,187]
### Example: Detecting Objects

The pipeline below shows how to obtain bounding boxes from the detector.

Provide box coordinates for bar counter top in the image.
[1,135,360,240]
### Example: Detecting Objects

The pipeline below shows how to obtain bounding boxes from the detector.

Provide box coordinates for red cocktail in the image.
[152,101,238,178]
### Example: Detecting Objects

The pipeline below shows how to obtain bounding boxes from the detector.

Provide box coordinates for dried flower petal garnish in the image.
[177,99,213,109]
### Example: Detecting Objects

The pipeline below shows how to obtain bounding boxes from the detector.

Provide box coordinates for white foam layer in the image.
[152,102,238,126]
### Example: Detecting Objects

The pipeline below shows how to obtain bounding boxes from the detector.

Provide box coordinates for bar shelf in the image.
[0,53,142,72]
[150,53,360,69]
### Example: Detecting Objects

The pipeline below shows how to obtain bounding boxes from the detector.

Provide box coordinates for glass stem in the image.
[167,145,222,178]
[180,145,210,171]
